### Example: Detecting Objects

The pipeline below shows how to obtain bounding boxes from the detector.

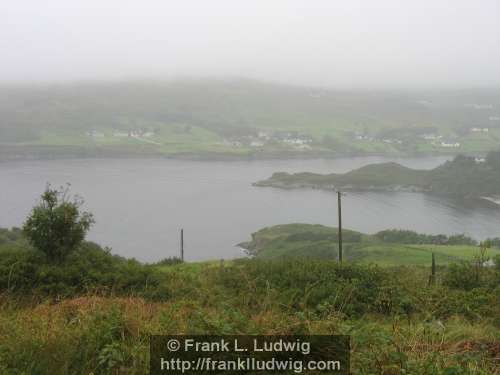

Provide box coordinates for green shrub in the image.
[375,229,476,245]
[152,257,184,266]
[0,242,168,300]
[211,259,406,317]
[23,186,94,263]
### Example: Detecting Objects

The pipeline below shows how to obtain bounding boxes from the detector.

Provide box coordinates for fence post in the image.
[338,191,343,263]
[180,229,184,262]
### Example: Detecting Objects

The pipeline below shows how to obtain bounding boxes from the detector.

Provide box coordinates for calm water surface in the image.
[1,156,500,262]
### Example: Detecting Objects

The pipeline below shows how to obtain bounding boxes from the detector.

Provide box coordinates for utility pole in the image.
[180,229,184,262]
[338,191,343,263]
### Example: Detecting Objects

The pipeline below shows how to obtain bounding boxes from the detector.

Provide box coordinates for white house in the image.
[257,131,270,139]
[421,134,442,140]
[250,140,264,147]
[440,141,460,148]
[382,139,403,144]
[295,144,311,150]
[112,130,129,137]
[86,130,105,138]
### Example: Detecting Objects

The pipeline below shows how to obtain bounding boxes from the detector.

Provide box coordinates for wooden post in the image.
[431,252,436,283]
[338,191,343,263]
[428,252,436,285]
[180,229,184,262]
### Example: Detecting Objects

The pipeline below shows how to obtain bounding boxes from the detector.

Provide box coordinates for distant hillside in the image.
[1,80,500,159]
[255,152,500,198]
[239,223,499,266]
[2,80,498,137]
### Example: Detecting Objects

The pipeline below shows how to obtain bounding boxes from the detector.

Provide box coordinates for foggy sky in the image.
[1,0,499,88]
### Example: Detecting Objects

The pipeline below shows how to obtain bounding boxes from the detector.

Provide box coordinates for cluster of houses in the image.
[470,127,489,133]
[353,130,463,148]
[464,103,494,110]
[85,129,156,139]
[112,129,155,138]
[419,133,461,148]
[439,141,461,148]
[421,133,442,141]
[221,130,313,150]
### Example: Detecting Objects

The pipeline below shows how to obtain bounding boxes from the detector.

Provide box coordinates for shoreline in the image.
[0,144,464,163]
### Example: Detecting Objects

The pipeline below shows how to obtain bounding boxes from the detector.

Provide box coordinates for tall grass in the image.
[0,259,498,374]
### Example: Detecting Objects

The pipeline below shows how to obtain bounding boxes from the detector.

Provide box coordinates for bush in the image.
[23,186,94,263]
[375,229,477,245]
[152,257,184,266]
[0,242,168,300]
[443,257,499,291]
[212,259,405,317]
[0,227,23,245]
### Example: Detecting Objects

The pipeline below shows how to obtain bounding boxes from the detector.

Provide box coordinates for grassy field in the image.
[240,223,500,266]
[351,244,493,266]
[10,125,500,159]
[1,260,499,374]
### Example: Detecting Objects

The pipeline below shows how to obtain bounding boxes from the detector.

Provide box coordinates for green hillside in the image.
[2,80,500,159]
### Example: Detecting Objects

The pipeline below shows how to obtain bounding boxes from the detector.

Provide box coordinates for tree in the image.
[23,185,94,263]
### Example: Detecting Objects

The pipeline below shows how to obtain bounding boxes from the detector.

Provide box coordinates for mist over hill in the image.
[1,80,500,159]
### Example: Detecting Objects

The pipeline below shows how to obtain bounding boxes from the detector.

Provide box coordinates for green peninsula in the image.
[254,152,500,199]
[238,223,500,266]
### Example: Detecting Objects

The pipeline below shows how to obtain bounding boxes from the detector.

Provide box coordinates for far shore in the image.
[0,144,466,163]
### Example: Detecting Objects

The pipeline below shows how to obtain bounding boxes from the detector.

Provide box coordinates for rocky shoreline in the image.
[253,180,429,193]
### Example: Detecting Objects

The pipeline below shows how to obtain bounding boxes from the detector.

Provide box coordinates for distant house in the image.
[465,103,493,110]
[273,131,313,146]
[112,129,155,138]
[284,138,310,145]
[295,144,311,150]
[257,130,270,140]
[475,157,486,163]
[440,141,460,148]
[421,133,442,140]
[354,131,371,141]
[382,138,402,144]
[250,140,264,147]
[470,127,489,133]
[489,116,500,121]
[86,130,105,138]
[112,130,129,137]
[222,139,243,147]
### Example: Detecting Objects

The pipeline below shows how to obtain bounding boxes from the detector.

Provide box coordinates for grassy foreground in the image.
[1,261,499,374]
[1,227,499,374]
